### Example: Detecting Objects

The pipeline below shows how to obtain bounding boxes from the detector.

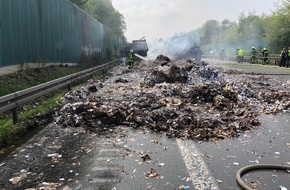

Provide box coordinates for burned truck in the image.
[174,44,202,62]
[121,37,149,57]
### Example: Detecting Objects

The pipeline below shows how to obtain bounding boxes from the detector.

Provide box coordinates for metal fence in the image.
[0,0,124,67]
[201,39,267,56]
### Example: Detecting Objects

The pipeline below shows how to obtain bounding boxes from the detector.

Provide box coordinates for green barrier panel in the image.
[0,1,2,64]
[0,0,123,67]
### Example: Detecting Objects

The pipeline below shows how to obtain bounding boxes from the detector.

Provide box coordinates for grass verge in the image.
[0,91,64,148]
[0,64,92,97]
[0,67,107,151]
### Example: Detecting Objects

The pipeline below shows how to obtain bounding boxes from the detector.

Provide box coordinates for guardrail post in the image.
[12,107,18,124]
[68,84,71,91]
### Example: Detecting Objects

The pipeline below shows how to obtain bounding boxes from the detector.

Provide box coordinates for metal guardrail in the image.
[0,60,120,123]
[202,54,280,64]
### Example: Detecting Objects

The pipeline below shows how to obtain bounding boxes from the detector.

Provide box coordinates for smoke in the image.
[147,30,201,59]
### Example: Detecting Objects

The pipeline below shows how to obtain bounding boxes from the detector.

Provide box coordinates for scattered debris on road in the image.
[57,56,290,141]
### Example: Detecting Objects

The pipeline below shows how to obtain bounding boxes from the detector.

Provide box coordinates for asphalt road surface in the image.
[0,59,290,190]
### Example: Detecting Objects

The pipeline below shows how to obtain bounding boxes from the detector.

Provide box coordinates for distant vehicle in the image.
[174,44,202,62]
[190,44,202,62]
[121,37,149,57]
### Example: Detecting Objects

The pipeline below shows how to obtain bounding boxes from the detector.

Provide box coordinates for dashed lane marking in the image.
[99,148,121,153]
[96,156,124,161]
[92,165,119,171]
[177,139,220,190]
[88,178,122,183]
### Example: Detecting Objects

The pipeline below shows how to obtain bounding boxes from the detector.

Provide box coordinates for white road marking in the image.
[88,178,121,183]
[177,139,220,190]
[99,148,121,153]
[92,165,119,171]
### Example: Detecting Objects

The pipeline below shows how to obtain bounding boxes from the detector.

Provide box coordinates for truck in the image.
[121,37,149,57]
[174,44,202,62]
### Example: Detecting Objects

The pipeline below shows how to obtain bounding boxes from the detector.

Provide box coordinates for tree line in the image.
[70,0,289,55]
[198,0,290,54]
[70,0,126,42]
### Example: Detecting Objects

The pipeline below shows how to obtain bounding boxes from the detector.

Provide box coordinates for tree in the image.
[184,0,289,53]
[265,0,290,51]
[221,19,236,31]
[69,0,88,8]
[200,20,221,45]
[70,0,126,38]
[237,11,265,40]
[218,25,239,43]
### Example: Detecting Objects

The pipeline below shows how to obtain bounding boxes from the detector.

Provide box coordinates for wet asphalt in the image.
[0,125,194,190]
[203,59,290,189]
[0,59,289,190]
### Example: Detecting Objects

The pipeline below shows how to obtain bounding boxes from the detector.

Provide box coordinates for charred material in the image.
[57,56,290,141]
[154,55,171,66]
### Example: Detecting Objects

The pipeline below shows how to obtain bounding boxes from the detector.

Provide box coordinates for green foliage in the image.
[199,12,268,46]
[196,0,290,54]
[200,20,221,45]
[0,67,107,148]
[0,66,84,97]
[69,0,89,8]
[219,25,239,43]
[265,0,290,52]
[0,121,22,147]
[0,92,63,147]
[237,12,266,40]
[220,19,236,31]
[70,0,126,38]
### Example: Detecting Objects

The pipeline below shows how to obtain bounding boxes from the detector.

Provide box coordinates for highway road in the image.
[0,59,289,190]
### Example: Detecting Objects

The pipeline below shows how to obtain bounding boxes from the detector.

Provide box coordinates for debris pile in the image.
[56,57,290,140]
[145,65,188,87]
[153,54,171,66]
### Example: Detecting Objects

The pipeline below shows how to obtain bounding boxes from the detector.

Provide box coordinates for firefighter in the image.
[287,46,290,68]
[237,48,245,63]
[250,46,257,64]
[128,49,134,69]
[279,47,287,67]
[261,48,269,65]
[236,47,240,63]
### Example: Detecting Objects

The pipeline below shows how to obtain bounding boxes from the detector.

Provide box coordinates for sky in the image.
[112,0,280,43]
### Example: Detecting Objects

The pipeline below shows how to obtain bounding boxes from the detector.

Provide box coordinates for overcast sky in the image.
[112,0,280,43]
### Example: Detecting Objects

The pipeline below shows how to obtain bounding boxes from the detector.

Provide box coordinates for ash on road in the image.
[0,57,290,190]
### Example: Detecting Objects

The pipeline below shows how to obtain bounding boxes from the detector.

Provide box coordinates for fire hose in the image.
[236,164,290,190]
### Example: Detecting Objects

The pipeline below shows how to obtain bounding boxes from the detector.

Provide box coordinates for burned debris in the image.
[153,55,171,66]
[56,56,290,141]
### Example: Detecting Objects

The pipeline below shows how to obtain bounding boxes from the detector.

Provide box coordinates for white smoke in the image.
[147,30,201,59]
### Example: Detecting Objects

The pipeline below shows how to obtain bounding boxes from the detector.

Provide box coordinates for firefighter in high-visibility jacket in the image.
[237,48,245,63]
[128,49,134,69]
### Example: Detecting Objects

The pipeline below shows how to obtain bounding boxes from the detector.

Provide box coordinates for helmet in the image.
[263,48,267,50]
[252,46,255,49]
[130,49,133,53]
